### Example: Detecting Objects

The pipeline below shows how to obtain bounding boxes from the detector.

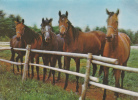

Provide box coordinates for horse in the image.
[15,18,42,80]
[102,9,130,100]
[10,35,25,75]
[58,11,106,92]
[41,18,64,84]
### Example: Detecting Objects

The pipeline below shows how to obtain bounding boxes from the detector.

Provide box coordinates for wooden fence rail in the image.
[0,42,10,46]
[0,45,138,100]
[0,47,118,64]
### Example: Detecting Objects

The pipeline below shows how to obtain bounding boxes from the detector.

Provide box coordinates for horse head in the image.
[106,9,119,42]
[58,11,69,37]
[41,18,53,43]
[15,18,25,41]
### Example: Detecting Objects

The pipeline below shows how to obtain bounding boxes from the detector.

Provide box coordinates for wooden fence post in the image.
[22,45,31,82]
[79,53,92,100]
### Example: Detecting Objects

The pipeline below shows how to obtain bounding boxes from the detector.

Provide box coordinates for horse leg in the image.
[75,58,80,92]
[16,55,20,73]
[99,65,104,76]
[64,57,71,90]
[10,48,15,73]
[31,58,34,79]
[50,57,57,85]
[20,56,23,76]
[103,67,109,100]
[121,62,127,89]
[36,57,40,80]
[42,56,49,82]
[114,69,121,99]
[92,63,97,76]
[57,56,62,81]
[47,70,52,80]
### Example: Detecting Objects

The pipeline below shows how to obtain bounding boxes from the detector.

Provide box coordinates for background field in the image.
[0,49,138,100]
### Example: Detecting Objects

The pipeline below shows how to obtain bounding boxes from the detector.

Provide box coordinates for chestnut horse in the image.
[41,18,64,83]
[102,9,130,100]
[15,19,42,80]
[58,11,106,92]
[10,35,25,75]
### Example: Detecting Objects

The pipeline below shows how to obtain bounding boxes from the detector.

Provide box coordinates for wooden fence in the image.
[0,45,138,100]
[0,42,10,46]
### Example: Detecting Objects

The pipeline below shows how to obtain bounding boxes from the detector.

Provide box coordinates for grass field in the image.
[0,49,138,100]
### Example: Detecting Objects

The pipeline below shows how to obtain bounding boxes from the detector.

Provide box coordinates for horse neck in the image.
[64,25,78,45]
[42,31,57,50]
[51,32,57,45]
[22,25,39,45]
[106,30,118,52]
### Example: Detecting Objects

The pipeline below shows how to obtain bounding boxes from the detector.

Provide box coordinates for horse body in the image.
[41,18,64,83]
[10,35,25,75]
[64,31,104,55]
[103,9,130,100]
[58,11,106,92]
[15,19,42,80]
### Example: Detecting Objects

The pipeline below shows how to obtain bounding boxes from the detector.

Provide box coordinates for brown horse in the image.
[10,35,25,75]
[58,11,106,92]
[102,9,130,100]
[41,18,64,83]
[15,19,42,80]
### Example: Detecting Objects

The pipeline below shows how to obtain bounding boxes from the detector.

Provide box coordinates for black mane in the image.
[23,25,40,44]
[68,21,80,40]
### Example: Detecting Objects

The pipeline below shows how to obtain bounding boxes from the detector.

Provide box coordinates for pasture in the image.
[0,49,138,100]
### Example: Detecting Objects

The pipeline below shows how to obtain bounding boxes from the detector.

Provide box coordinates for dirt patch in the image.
[1,63,130,100]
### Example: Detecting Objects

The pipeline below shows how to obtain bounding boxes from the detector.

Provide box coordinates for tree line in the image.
[0,10,138,44]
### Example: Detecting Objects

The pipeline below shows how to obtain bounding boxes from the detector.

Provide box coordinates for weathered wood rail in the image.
[0,45,138,100]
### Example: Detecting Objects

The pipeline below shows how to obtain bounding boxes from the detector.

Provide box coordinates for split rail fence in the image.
[0,44,138,100]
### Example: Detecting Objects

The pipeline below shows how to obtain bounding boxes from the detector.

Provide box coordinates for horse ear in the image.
[116,9,119,16]
[49,18,53,22]
[59,11,61,17]
[42,18,44,23]
[106,9,110,15]
[22,19,24,24]
[66,11,68,17]
[17,18,19,22]
[49,18,53,26]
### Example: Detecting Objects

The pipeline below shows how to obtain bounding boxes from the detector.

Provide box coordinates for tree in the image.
[134,31,138,44]
[0,10,5,18]
[85,25,90,32]
[93,26,107,34]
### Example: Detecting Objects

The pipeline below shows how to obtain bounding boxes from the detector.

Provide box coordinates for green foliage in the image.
[0,67,79,100]
[85,25,90,32]
[53,26,59,34]
[134,31,138,44]
[0,35,10,42]
[93,26,107,33]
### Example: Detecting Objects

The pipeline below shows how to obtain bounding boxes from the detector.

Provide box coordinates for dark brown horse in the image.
[58,11,106,92]
[41,18,64,84]
[15,19,42,80]
[10,35,25,75]
[102,9,130,100]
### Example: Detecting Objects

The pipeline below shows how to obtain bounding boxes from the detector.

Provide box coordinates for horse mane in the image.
[68,21,80,40]
[23,25,40,44]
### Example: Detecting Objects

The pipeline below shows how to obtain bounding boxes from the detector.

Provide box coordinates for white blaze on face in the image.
[44,26,50,41]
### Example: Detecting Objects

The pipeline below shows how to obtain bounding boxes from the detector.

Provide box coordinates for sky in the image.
[0,0,138,32]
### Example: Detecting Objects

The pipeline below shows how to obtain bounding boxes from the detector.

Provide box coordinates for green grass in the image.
[0,49,138,100]
[0,66,79,100]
